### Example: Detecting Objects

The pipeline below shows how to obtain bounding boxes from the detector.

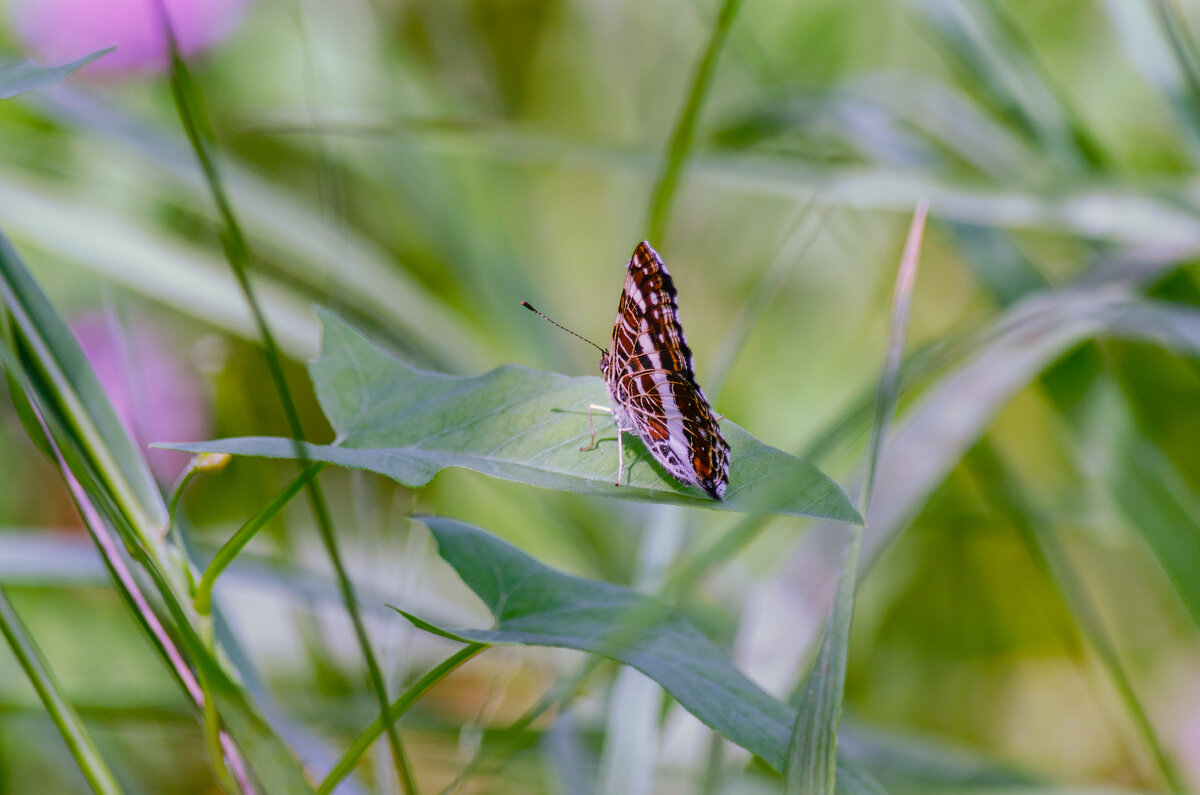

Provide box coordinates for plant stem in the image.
[195,464,324,615]
[152,4,416,789]
[319,643,486,795]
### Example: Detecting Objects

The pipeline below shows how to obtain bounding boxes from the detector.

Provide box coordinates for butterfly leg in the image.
[615,429,624,487]
[580,403,612,452]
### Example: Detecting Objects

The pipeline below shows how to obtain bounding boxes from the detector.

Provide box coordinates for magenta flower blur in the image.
[9,0,250,76]
[72,314,211,483]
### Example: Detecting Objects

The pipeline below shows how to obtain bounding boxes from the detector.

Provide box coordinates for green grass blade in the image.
[318,643,486,795]
[646,0,744,241]
[160,310,862,522]
[1093,383,1200,631]
[834,759,888,795]
[864,203,929,508]
[864,286,1200,568]
[787,204,928,794]
[0,229,314,791]
[1099,0,1200,157]
[0,588,124,795]
[0,230,167,535]
[967,441,1185,792]
[786,526,863,794]
[0,49,112,99]
[838,721,1040,790]
[155,11,415,787]
[0,171,321,358]
[194,463,325,616]
[905,0,1104,168]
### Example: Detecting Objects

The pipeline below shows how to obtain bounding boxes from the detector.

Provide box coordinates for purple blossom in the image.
[72,313,211,483]
[9,0,250,76]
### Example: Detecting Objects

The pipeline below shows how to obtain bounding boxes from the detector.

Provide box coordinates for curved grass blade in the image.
[0,49,112,99]
[0,231,166,535]
[160,311,860,522]
[0,229,315,791]
[966,440,1185,791]
[0,588,123,795]
[864,287,1200,566]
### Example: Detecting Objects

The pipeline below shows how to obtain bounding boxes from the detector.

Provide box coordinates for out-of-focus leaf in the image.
[865,288,1200,566]
[839,722,1039,791]
[1102,400,1200,630]
[163,311,862,522]
[0,588,122,795]
[36,90,486,371]
[0,171,321,358]
[0,229,166,533]
[0,50,111,99]
[1100,0,1200,159]
[787,528,863,794]
[904,0,1101,169]
[0,229,314,793]
[194,113,1200,251]
[400,516,796,771]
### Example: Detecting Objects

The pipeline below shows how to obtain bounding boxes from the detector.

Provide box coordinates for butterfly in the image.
[523,241,730,499]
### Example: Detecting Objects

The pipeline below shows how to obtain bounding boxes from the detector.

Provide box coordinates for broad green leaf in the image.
[163,311,862,522]
[401,516,797,771]
[0,49,111,99]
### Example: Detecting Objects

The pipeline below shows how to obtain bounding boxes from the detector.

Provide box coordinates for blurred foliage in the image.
[0,0,1199,793]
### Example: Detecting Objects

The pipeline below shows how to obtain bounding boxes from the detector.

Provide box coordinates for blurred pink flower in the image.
[8,0,250,76]
[72,313,211,484]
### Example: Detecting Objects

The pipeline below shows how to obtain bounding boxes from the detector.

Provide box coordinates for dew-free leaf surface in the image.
[401,516,798,770]
[163,311,861,522]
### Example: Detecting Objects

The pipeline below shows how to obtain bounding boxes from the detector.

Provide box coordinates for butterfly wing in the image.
[605,241,730,499]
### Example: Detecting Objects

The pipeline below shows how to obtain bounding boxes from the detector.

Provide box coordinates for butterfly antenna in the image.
[521,301,606,354]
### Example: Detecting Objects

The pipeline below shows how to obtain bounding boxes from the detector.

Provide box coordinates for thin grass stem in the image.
[150,4,415,789]
[319,643,487,795]
[195,463,325,616]
[645,0,744,242]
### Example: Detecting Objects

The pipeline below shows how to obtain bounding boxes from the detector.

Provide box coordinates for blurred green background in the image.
[1,0,1200,792]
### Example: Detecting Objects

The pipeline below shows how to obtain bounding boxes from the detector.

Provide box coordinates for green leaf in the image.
[162,311,861,523]
[0,49,112,99]
[0,230,167,533]
[400,516,797,771]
